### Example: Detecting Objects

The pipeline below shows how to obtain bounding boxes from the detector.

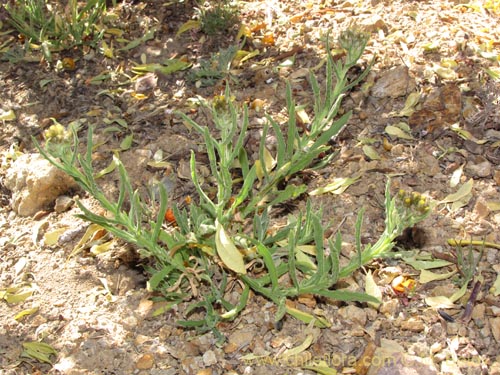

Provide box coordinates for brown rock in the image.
[371,66,416,99]
[135,353,154,370]
[400,317,425,332]
[224,329,255,354]
[338,305,367,326]
[409,84,461,135]
[491,317,500,343]
[359,14,388,33]
[380,299,400,317]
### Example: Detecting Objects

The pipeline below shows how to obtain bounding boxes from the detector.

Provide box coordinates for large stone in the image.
[371,66,416,99]
[4,153,78,216]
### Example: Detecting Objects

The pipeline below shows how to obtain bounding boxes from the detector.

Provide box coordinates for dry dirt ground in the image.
[1,0,500,374]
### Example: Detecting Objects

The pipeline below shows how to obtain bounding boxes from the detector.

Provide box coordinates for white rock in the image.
[4,153,78,216]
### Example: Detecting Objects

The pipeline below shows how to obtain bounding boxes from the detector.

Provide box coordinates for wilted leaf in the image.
[422,41,440,52]
[295,249,317,271]
[309,176,361,196]
[39,78,55,88]
[0,108,16,121]
[69,224,105,259]
[440,58,458,68]
[425,295,456,309]
[176,20,200,37]
[255,147,276,181]
[13,258,27,278]
[440,178,473,205]
[236,23,252,39]
[262,32,275,46]
[402,256,453,270]
[132,60,191,77]
[118,28,155,51]
[302,361,338,375]
[233,49,259,65]
[389,92,421,117]
[449,282,468,303]
[486,201,500,211]
[484,67,500,80]
[95,155,118,179]
[90,240,114,255]
[1,284,34,304]
[420,269,456,283]
[284,306,330,328]
[385,124,414,140]
[362,145,380,160]
[279,334,314,359]
[215,221,246,274]
[101,40,114,58]
[105,27,124,37]
[22,341,57,364]
[14,307,39,321]
[365,270,382,309]
[296,107,311,125]
[119,133,133,151]
[44,228,69,246]
[433,65,457,80]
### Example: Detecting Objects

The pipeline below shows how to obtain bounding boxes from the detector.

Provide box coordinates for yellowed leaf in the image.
[0,108,16,121]
[279,334,314,358]
[1,284,35,304]
[309,176,360,196]
[365,270,382,309]
[22,341,57,364]
[43,228,69,246]
[433,64,457,80]
[419,269,456,284]
[69,224,105,259]
[486,201,500,211]
[385,124,414,140]
[15,307,39,321]
[215,220,246,274]
[101,40,114,59]
[425,296,456,309]
[176,20,200,37]
[362,145,380,160]
[302,361,338,375]
[90,240,114,255]
[440,178,473,205]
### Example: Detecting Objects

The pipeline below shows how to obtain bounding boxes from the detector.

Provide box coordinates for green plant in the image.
[36,122,192,305]
[196,0,239,36]
[4,0,106,60]
[37,29,431,338]
[188,44,239,87]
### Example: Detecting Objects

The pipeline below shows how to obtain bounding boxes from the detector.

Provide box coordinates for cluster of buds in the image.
[43,123,71,143]
[337,28,370,66]
[212,94,236,113]
[397,189,430,215]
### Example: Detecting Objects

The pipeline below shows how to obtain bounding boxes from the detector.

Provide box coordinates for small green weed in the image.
[4,0,106,61]
[188,44,239,87]
[196,0,239,36]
